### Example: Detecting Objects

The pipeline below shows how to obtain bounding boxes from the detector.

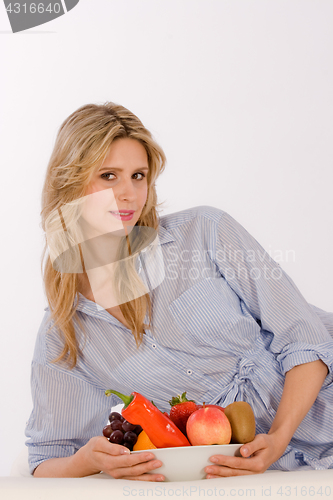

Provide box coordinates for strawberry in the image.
[168,392,198,435]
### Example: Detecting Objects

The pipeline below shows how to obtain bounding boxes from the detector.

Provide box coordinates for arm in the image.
[33,438,109,477]
[26,361,164,481]
[267,359,328,443]
[213,210,333,352]
[33,437,164,480]
[33,451,96,478]
[204,358,329,477]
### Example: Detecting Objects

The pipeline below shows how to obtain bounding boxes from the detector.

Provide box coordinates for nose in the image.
[116,176,136,202]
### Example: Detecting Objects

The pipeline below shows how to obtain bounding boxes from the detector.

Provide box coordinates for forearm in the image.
[267,359,329,444]
[33,447,100,478]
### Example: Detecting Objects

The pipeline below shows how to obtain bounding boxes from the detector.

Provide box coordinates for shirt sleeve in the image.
[25,315,117,475]
[212,210,333,383]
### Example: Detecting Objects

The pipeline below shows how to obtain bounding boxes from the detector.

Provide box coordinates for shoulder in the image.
[157,206,254,253]
[32,309,74,367]
[31,310,53,365]
[158,205,227,231]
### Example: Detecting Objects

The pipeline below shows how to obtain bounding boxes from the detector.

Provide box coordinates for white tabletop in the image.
[2,469,333,500]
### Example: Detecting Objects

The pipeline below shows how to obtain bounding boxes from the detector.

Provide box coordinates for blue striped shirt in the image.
[25,206,333,474]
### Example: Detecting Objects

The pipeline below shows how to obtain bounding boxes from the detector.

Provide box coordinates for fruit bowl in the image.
[131,443,242,482]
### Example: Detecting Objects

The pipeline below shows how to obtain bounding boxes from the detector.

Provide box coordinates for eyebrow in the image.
[99,166,149,172]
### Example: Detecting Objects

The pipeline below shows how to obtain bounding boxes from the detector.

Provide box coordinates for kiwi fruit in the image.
[224,401,256,444]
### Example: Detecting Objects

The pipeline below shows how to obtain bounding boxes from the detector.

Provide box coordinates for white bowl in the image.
[131,444,242,482]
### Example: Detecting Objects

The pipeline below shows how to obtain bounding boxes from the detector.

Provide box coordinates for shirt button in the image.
[187,369,192,375]
[152,343,157,349]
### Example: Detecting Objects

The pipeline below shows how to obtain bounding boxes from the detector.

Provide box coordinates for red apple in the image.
[186,407,232,446]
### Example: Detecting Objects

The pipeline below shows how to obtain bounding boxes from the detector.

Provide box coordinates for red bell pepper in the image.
[105,389,191,448]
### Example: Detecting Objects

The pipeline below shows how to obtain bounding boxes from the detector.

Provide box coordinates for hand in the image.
[77,436,165,481]
[204,433,287,478]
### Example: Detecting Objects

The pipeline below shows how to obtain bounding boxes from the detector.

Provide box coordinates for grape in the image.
[102,424,112,438]
[122,420,137,432]
[109,412,122,422]
[109,430,124,445]
[133,425,143,435]
[123,431,138,446]
[110,420,123,432]
[104,413,141,450]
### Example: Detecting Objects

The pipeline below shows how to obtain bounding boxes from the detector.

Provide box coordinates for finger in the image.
[239,434,268,458]
[206,450,271,477]
[208,454,255,470]
[120,473,165,482]
[94,438,131,457]
[205,456,266,476]
[97,440,157,465]
[99,451,157,475]
[208,436,267,469]
[107,458,164,480]
[114,451,157,466]
[205,465,257,477]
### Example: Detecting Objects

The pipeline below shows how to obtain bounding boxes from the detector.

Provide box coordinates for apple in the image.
[186,406,232,446]
[196,404,225,413]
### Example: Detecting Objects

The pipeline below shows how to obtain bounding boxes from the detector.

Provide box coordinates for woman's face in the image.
[80,138,149,239]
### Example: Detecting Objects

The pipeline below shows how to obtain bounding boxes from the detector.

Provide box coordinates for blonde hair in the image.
[41,102,166,368]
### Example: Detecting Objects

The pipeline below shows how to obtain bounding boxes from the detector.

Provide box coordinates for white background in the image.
[0,0,332,476]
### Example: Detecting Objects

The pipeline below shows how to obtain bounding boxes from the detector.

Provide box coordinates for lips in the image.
[110,210,135,221]
[110,210,135,215]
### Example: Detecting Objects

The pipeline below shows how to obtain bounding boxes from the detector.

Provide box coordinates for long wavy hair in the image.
[41,102,166,368]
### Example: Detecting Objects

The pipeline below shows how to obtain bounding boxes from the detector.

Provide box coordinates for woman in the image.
[25,102,333,481]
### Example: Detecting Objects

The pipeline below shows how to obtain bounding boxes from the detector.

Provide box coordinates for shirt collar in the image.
[44,293,126,324]
[158,224,176,245]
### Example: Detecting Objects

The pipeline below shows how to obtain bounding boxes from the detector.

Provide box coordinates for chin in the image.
[112,224,135,237]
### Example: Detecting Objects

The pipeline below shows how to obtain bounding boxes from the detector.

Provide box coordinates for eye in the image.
[132,172,146,180]
[101,172,116,181]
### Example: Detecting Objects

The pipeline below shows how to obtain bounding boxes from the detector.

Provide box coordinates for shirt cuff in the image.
[276,341,333,389]
[27,443,77,475]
